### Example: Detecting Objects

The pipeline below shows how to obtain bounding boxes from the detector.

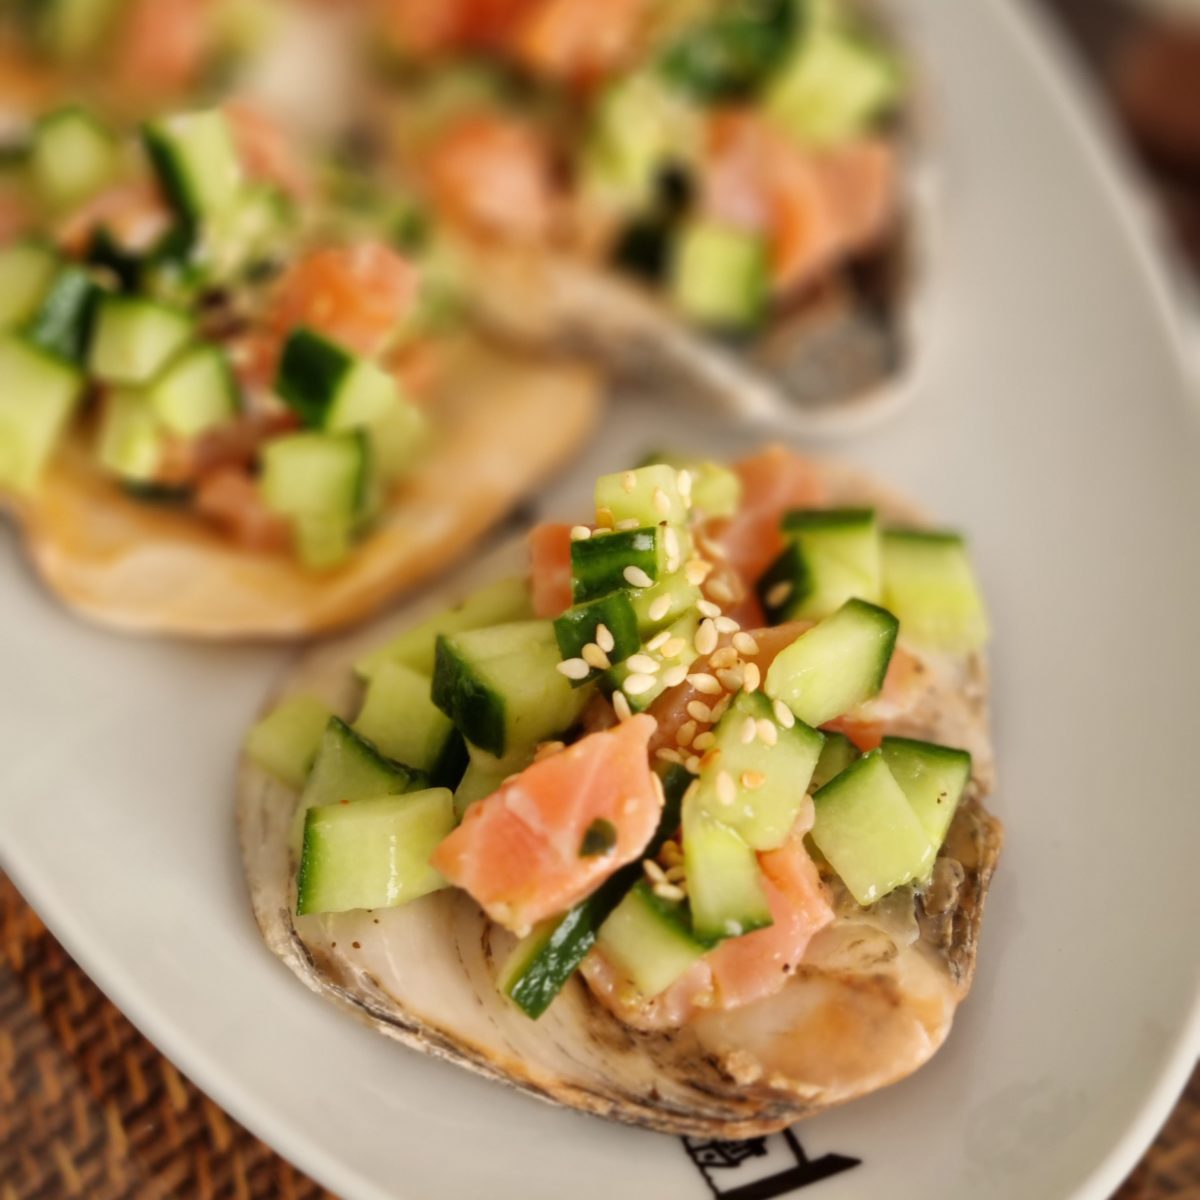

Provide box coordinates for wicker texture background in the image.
[0,875,1195,1200]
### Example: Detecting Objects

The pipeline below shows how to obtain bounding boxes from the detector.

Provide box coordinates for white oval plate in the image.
[1,1,1198,1198]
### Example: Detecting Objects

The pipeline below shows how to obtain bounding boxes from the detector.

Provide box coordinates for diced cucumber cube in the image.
[39,0,120,61]
[292,514,354,572]
[453,743,524,819]
[0,335,83,492]
[571,525,669,603]
[96,390,163,482]
[148,342,238,437]
[811,729,860,790]
[296,788,455,916]
[765,597,898,727]
[691,691,824,850]
[24,265,104,364]
[639,452,741,518]
[881,736,971,851]
[355,577,533,681]
[143,109,244,224]
[595,463,689,528]
[0,241,58,330]
[607,610,698,713]
[32,107,118,209]
[684,795,773,943]
[597,880,707,999]
[881,530,989,654]
[89,295,193,385]
[276,328,401,430]
[811,749,935,906]
[244,694,332,789]
[760,507,881,622]
[259,430,368,522]
[670,219,768,330]
[432,620,593,759]
[368,394,427,484]
[628,570,701,636]
[354,660,466,786]
[553,591,641,686]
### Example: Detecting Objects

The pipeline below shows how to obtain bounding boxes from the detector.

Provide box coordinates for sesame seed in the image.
[581,643,611,670]
[676,720,697,748]
[715,616,740,635]
[743,662,761,692]
[626,653,660,675]
[595,623,615,653]
[557,658,590,680]
[716,771,737,806]
[624,565,654,588]
[740,716,757,745]
[569,524,592,541]
[677,469,692,499]
[693,731,716,752]
[616,517,640,531]
[663,526,681,571]
[654,882,686,903]
[685,754,701,773]
[655,747,683,765]
[623,672,656,696]
[643,859,667,883]
[741,770,766,791]
[596,506,614,529]
[660,839,682,865]
[709,646,738,670]
[648,594,672,622]
[622,470,637,493]
[706,577,736,606]
[717,667,744,692]
[646,629,671,652]
[661,637,687,659]
[695,619,718,656]
[665,865,687,883]
[651,773,665,807]
[696,599,721,619]
[686,672,722,695]
[686,699,712,723]
[699,746,722,770]
[698,534,728,560]
[653,487,671,517]
[765,580,793,608]
[757,719,778,746]
[773,699,796,728]
[534,740,566,761]
[661,663,689,687]
[685,559,712,585]
[733,632,759,656]
[612,690,632,722]
[709,694,731,723]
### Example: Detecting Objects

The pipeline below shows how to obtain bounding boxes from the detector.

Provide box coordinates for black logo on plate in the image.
[683,1128,860,1198]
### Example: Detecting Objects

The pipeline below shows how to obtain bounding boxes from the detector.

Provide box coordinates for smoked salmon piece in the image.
[528,521,574,617]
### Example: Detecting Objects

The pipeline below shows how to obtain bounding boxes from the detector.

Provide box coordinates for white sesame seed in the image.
[757,719,778,746]
[651,772,665,807]
[665,864,687,883]
[661,637,687,659]
[624,565,654,588]
[661,664,689,687]
[653,487,671,517]
[741,770,766,791]
[612,690,632,722]
[655,747,683,765]
[654,882,686,903]
[765,580,794,608]
[709,646,738,670]
[616,517,640,531]
[534,740,566,761]
[715,616,740,635]
[696,598,721,618]
[717,667,744,692]
[677,469,692,499]
[706,577,736,606]
[626,653,660,675]
[685,559,712,585]
[716,771,737,806]
[569,524,592,541]
[773,699,796,728]
[743,662,761,692]
[646,629,671,652]
[693,731,716,752]
[557,658,590,680]
[648,594,673,622]
[663,526,681,571]
[676,720,697,748]
[740,716,758,744]
[582,643,611,670]
[685,754,701,774]
[733,632,759,656]
[595,623,615,653]
[709,694,731,723]
[623,672,657,696]
[698,534,728,560]
[686,672,722,695]
[643,858,667,883]
[694,618,718,656]
[686,699,712,723]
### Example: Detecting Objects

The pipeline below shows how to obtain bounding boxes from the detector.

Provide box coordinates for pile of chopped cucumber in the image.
[246,457,989,1019]
[0,103,441,569]
[581,0,903,330]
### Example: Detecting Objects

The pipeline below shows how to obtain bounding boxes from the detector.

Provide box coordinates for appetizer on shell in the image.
[240,447,1002,1135]
[363,0,934,430]
[0,101,598,636]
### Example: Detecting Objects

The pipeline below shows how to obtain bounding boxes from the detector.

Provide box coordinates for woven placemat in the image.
[0,874,1195,1199]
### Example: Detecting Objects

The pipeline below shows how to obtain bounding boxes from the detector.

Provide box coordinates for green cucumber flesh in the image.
[606,610,698,713]
[596,879,706,999]
[628,570,701,636]
[276,328,401,431]
[811,749,934,906]
[570,525,669,603]
[670,219,768,331]
[638,451,741,518]
[259,429,369,521]
[32,107,118,209]
[0,335,83,492]
[39,0,121,61]
[553,591,641,685]
[765,597,898,727]
[142,110,244,223]
[880,735,970,851]
[96,389,161,482]
[881,530,989,654]
[811,729,860,790]
[89,295,193,385]
[148,341,238,437]
[432,620,593,759]
[296,788,454,916]
[244,694,332,790]
[0,241,58,330]
[594,463,689,529]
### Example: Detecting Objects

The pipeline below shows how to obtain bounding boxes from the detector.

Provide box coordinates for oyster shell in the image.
[238,459,1002,1136]
[1,341,599,638]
